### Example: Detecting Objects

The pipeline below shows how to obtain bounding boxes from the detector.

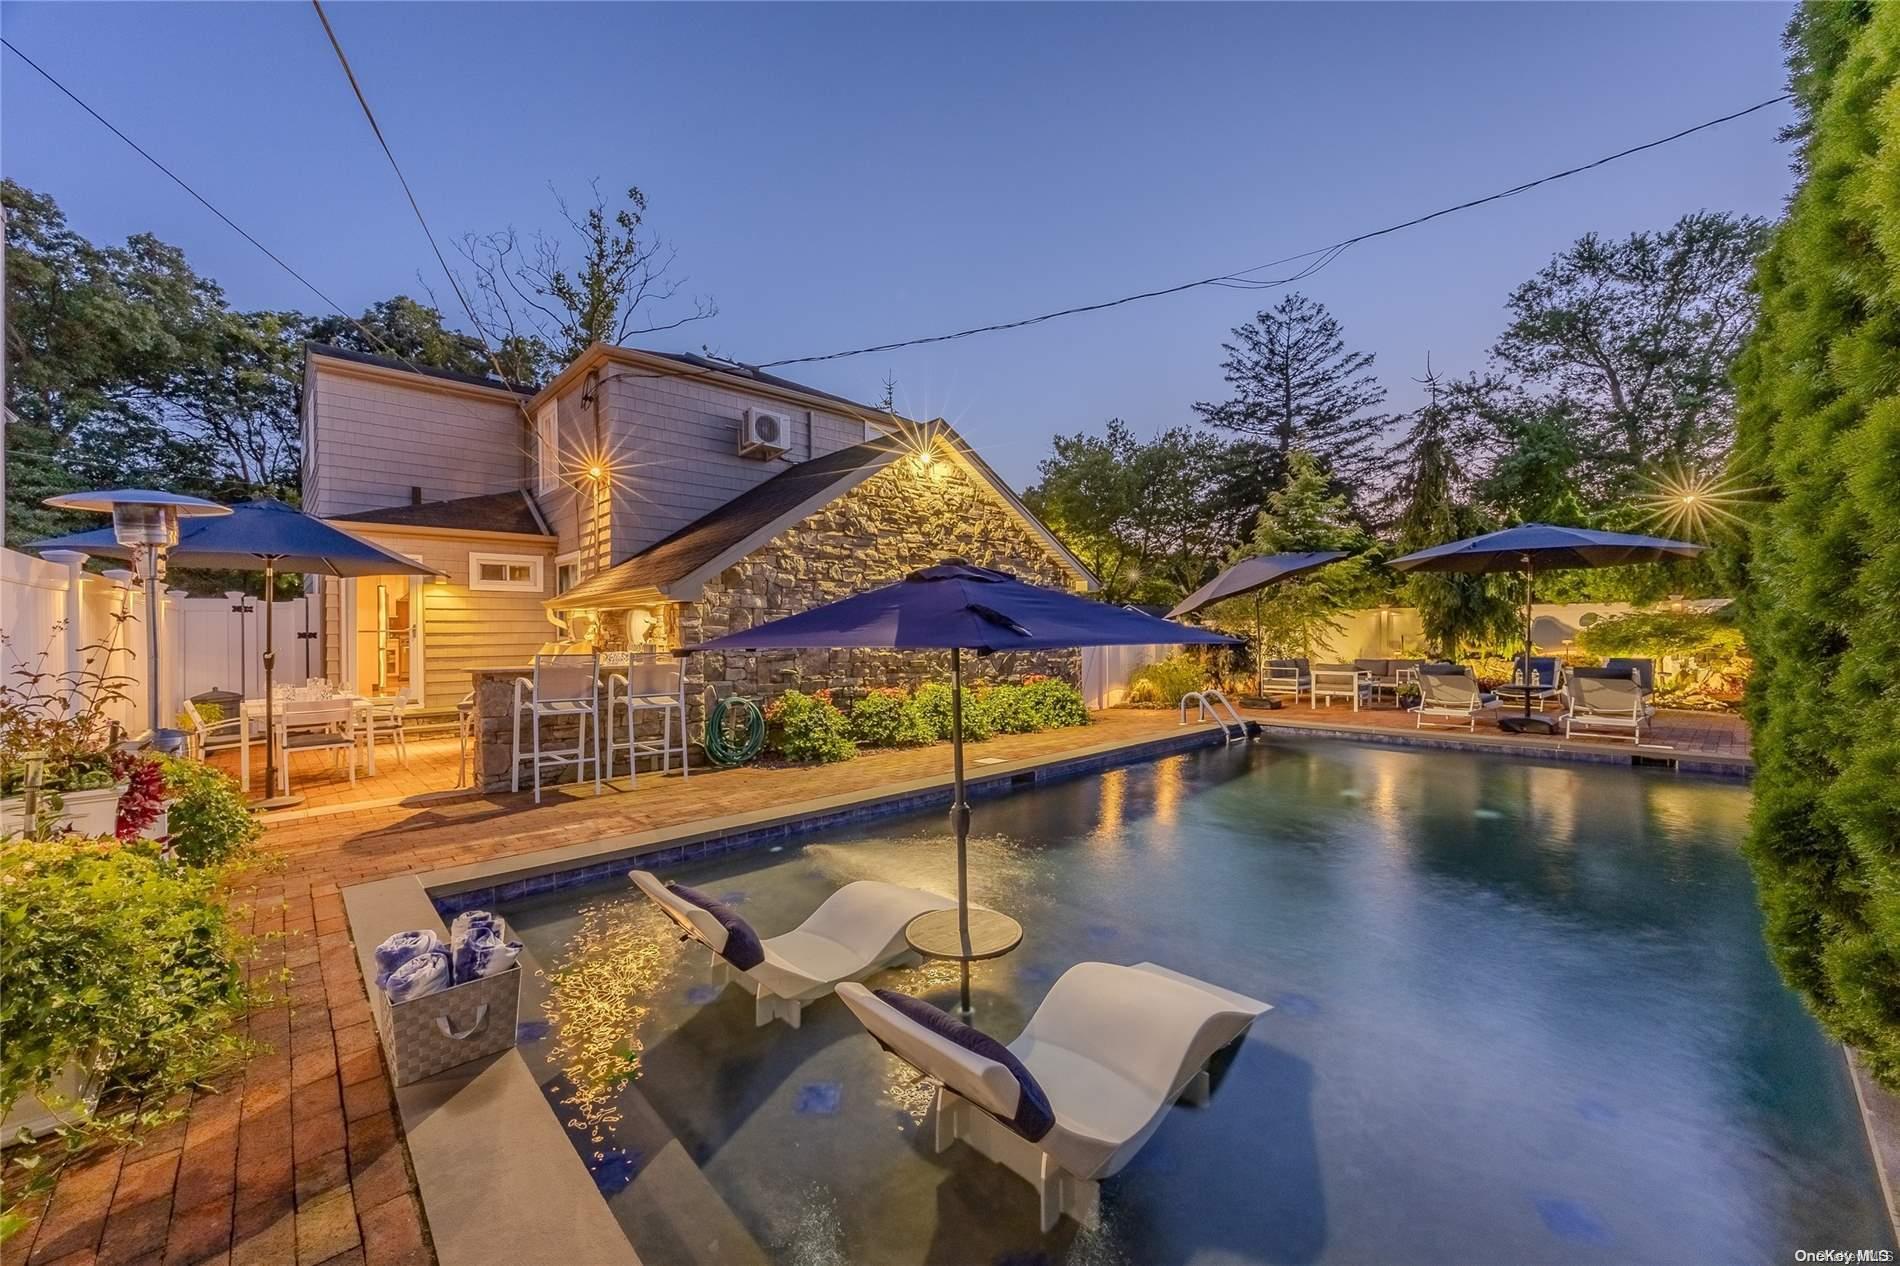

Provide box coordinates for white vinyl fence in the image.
[3,546,319,736]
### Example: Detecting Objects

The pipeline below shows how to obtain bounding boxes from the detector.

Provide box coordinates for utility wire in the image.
[0,35,530,405]
[309,0,527,410]
[758,92,1793,368]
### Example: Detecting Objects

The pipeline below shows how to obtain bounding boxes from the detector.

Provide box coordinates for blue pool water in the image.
[503,739,1890,1265]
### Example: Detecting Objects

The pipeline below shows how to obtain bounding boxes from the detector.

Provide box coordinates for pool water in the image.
[503,740,1890,1266]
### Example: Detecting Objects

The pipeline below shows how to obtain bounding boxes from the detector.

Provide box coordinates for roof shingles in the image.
[330,490,548,537]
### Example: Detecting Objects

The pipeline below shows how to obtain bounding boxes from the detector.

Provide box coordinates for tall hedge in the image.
[1730,1,1900,1084]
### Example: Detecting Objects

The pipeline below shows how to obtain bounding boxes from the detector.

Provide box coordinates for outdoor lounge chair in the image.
[837,961,1270,1232]
[1564,667,1655,744]
[1604,657,1656,695]
[1262,658,1311,703]
[1492,655,1565,712]
[1412,666,1493,731]
[629,870,955,1028]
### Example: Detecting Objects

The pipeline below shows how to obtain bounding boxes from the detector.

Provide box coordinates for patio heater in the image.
[42,490,231,738]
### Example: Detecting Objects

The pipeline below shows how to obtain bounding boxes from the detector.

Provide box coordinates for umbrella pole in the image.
[950,647,972,1013]
[1253,594,1264,699]
[1522,560,1534,722]
[256,557,303,810]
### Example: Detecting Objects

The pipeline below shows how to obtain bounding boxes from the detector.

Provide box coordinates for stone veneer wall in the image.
[679,456,1083,733]
[466,457,1086,791]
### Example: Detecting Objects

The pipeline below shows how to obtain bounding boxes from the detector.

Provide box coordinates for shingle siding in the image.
[602,371,873,557]
[304,362,528,518]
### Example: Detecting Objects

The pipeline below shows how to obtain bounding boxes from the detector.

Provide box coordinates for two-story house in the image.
[299,342,1094,729]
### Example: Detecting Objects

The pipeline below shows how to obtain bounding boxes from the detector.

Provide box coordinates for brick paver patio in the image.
[7,703,1748,1266]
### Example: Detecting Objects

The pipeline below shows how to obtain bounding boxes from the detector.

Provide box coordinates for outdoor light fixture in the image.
[42,489,231,737]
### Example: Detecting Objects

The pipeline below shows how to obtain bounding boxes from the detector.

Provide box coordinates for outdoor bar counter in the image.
[465,659,688,794]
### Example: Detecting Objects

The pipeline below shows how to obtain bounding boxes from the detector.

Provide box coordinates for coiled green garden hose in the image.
[702,695,766,766]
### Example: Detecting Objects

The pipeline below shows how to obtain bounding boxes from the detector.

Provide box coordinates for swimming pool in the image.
[502,738,1889,1265]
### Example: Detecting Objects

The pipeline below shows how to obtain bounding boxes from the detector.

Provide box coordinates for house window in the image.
[535,403,560,495]
[469,552,543,593]
[555,550,581,596]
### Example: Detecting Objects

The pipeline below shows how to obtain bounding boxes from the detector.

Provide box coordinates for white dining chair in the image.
[275,698,358,795]
[605,654,689,784]
[512,652,603,803]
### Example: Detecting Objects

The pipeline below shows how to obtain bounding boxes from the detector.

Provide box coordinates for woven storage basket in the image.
[375,963,520,1087]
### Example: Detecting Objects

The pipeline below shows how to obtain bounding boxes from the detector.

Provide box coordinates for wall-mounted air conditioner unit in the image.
[739,408,791,458]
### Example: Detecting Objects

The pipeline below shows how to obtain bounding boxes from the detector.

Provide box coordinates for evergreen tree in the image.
[1193,293,1389,504]
[1729,0,1900,1087]
[1207,450,1373,666]
[1385,367,1517,656]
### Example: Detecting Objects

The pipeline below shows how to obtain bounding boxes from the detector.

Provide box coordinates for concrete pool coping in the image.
[340,720,1236,1265]
[339,719,1789,1266]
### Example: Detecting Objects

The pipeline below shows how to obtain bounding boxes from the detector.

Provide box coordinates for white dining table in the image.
[238,695,385,794]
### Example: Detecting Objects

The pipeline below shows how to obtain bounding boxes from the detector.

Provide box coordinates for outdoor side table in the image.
[905,907,1023,1016]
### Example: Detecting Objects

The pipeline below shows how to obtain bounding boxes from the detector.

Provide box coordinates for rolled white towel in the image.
[383,949,451,1004]
[452,922,522,983]
[374,929,442,978]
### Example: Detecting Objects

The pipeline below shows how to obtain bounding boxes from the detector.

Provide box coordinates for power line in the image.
[757,92,1793,368]
[0,35,517,399]
[309,0,526,409]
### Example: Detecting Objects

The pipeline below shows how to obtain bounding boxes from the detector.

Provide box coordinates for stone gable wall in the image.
[680,457,1083,729]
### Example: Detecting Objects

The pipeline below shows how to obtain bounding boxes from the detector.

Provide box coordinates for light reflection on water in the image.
[505,740,1889,1266]
[540,893,671,1146]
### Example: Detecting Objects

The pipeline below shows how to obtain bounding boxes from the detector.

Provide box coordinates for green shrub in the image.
[1126,678,1165,707]
[1021,678,1088,729]
[1126,653,1206,707]
[1727,2,1900,1087]
[1,837,256,1230]
[911,682,994,742]
[158,756,261,868]
[976,685,1037,734]
[847,688,933,748]
[766,690,856,763]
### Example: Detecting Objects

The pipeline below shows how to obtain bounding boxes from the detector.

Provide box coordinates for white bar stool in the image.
[512,652,603,803]
[605,654,689,783]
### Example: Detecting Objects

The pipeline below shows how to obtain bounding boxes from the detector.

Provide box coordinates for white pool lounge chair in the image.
[630,870,955,1028]
[1412,666,1494,731]
[838,961,1270,1231]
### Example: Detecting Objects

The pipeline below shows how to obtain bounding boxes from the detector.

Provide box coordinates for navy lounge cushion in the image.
[667,882,765,971]
[873,989,1054,1142]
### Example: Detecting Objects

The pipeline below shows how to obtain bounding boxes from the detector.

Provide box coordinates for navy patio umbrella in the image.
[1168,551,1349,697]
[34,499,431,806]
[691,560,1237,1011]
[1388,524,1703,734]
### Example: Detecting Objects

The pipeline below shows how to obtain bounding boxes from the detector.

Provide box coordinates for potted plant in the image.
[0,621,136,840]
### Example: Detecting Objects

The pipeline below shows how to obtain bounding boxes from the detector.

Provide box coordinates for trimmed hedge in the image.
[766,680,1090,763]
[1729,2,1900,1086]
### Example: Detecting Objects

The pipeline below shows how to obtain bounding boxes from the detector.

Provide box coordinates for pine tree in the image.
[1385,366,1517,656]
[1193,292,1390,504]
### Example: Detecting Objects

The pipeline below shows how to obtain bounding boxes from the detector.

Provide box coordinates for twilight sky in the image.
[1,2,1796,487]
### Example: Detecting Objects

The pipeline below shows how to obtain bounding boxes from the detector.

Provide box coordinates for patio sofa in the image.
[838,961,1270,1231]
[1352,658,1426,705]
[1312,663,1372,710]
[1564,667,1655,744]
